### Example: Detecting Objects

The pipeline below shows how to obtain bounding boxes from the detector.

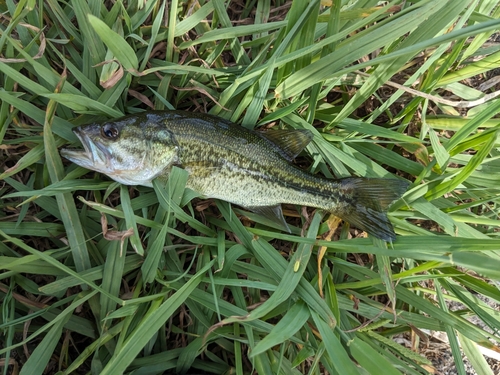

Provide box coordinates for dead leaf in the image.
[100,63,124,89]
[101,214,134,256]
[0,21,46,63]
[318,215,342,298]
[128,89,154,109]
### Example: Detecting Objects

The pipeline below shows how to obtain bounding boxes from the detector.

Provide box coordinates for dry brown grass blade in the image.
[317,215,341,298]
[0,22,46,63]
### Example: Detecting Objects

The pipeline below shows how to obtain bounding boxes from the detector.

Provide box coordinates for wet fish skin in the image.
[61,111,409,241]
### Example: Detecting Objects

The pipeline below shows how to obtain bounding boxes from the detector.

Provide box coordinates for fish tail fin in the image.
[334,178,409,241]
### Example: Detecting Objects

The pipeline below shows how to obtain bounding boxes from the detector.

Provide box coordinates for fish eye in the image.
[101,124,119,140]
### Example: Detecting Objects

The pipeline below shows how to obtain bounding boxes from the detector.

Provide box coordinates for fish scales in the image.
[61,111,409,241]
[164,115,343,210]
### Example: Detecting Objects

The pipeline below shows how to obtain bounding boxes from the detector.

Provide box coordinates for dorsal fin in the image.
[260,129,313,161]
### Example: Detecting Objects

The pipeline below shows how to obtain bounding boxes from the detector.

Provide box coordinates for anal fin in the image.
[246,205,291,232]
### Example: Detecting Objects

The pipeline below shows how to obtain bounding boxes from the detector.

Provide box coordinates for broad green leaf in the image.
[44,94,91,273]
[180,21,287,49]
[174,2,215,37]
[88,14,139,72]
[310,311,359,375]
[458,332,495,375]
[429,129,450,169]
[251,300,309,357]
[99,230,127,324]
[120,185,144,256]
[350,337,404,375]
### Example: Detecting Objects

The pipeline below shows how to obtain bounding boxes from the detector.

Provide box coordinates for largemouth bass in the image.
[61,111,408,241]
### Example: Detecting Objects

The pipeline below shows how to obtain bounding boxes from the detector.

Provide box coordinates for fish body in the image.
[61,111,408,241]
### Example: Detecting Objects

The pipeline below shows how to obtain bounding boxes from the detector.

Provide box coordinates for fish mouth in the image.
[60,127,112,172]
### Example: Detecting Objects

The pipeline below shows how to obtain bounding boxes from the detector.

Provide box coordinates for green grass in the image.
[1,1,500,374]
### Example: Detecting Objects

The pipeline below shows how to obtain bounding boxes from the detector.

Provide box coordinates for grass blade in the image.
[99,260,214,375]
[43,83,91,273]
[88,15,138,72]
[251,300,309,357]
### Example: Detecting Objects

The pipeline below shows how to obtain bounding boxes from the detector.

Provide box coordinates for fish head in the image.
[61,116,179,186]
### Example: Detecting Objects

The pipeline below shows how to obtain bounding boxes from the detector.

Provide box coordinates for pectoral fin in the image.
[246,205,291,232]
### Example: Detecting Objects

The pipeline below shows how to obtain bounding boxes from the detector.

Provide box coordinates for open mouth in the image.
[60,127,111,171]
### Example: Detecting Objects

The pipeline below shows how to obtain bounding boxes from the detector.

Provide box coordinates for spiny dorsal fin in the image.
[246,205,291,232]
[260,129,313,161]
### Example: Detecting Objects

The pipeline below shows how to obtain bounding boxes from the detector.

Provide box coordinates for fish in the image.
[61,111,409,241]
